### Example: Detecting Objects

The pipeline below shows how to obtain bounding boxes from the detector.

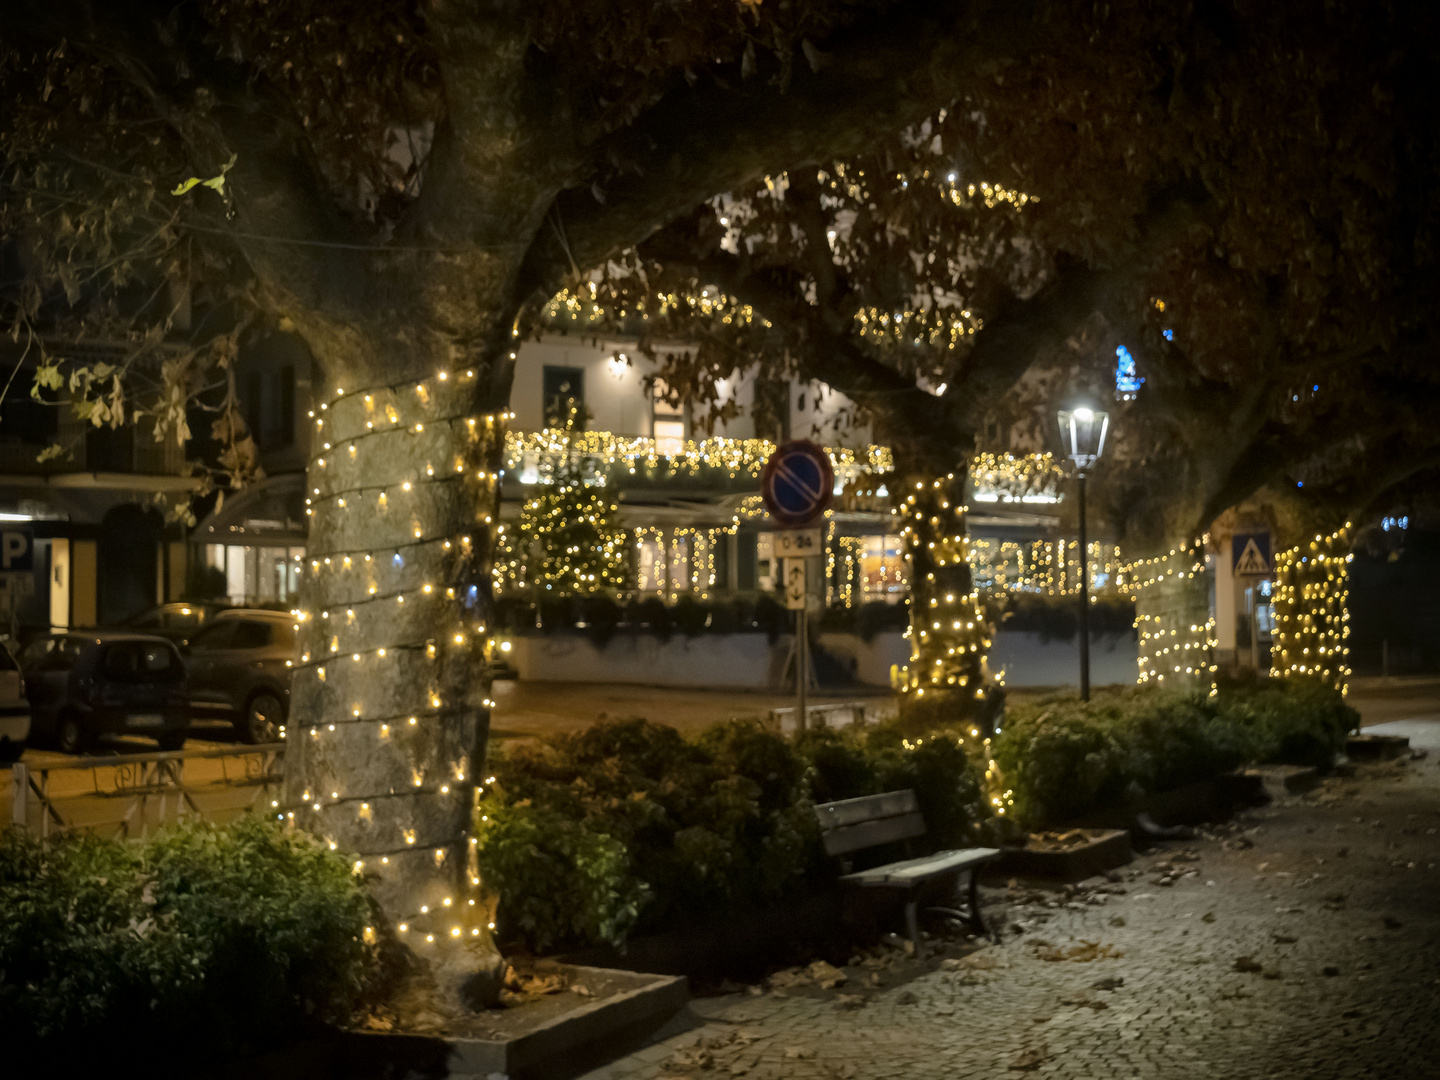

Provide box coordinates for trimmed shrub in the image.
[992,677,1359,827]
[477,716,985,954]
[0,817,375,1052]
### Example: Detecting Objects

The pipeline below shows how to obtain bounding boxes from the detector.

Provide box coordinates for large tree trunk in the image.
[277,252,527,991]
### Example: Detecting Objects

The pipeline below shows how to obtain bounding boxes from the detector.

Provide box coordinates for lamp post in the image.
[1057,405,1110,701]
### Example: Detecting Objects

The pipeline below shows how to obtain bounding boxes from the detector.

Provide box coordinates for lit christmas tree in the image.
[518,411,628,593]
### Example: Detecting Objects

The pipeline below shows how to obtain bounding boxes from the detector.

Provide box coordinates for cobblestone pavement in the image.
[581,728,1440,1080]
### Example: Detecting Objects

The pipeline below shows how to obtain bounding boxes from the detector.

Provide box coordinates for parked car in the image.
[184,609,296,743]
[122,601,233,643]
[18,633,190,754]
[0,639,30,762]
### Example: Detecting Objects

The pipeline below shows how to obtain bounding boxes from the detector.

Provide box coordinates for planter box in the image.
[995,829,1132,881]
[1243,764,1322,796]
[332,966,687,1080]
[565,889,845,980]
[1347,733,1411,761]
[1072,771,1269,834]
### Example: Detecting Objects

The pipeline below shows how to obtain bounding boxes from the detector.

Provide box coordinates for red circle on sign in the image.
[760,441,834,527]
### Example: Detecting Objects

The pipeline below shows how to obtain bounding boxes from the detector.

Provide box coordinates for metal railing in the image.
[9,743,285,839]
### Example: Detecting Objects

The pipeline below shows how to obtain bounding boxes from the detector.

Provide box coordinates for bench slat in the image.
[820,811,927,856]
[840,847,1000,887]
[814,790,920,830]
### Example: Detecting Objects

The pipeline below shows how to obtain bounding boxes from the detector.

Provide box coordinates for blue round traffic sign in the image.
[760,441,834,527]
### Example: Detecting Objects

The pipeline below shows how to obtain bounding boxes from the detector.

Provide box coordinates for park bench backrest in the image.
[813,789,926,857]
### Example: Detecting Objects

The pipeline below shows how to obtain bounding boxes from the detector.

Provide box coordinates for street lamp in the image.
[1057,405,1110,701]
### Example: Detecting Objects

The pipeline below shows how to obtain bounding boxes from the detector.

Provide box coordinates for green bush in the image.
[477,716,985,954]
[0,817,376,1052]
[992,677,1359,827]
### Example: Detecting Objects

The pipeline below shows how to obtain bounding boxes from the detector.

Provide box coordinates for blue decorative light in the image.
[1115,345,1144,400]
[1163,328,1174,341]
[392,553,405,568]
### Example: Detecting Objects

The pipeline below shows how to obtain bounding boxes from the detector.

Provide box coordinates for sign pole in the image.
[759,440,834,737]
[1078,471,1091,702]
[797,603,807,733]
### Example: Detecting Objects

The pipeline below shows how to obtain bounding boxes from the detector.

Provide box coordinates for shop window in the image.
[860,535,907,601]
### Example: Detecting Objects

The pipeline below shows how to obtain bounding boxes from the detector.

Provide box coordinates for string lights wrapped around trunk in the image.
[1123,541,1218,691]
[1270,525,1353,694]
[286,365,509,953]
[892,474,992,702]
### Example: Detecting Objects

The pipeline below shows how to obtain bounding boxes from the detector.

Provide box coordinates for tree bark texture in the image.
[284,362,510,951]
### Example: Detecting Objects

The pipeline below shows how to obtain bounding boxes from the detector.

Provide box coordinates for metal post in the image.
[797,605,808,733]
[12,763,26,830]
[1078,472,1091,702]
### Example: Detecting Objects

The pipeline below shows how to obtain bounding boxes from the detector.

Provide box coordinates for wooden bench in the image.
[814,789,999,955]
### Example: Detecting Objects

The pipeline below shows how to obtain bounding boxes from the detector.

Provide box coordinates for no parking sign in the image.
[760,441,833,527]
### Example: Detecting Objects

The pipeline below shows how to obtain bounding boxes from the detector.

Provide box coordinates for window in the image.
[0,391,59,446]
[653,420,685,456]
[102,642,180,680]
[652,378,685,455]
[757,533,775,592]
[860,535,907,601]
[637,538,664,593]
[189,620,242,652]
[231,620,274,649]
[543,366,585,427]
[22,636,84,672]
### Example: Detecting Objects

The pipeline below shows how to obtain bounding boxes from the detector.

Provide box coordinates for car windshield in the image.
[101,642,181,682]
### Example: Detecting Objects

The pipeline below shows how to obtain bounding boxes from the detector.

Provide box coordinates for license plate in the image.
[129,714,164,727]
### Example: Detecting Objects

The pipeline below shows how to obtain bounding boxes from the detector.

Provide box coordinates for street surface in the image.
[4,679,1434,836]
[579,711,1440,1080]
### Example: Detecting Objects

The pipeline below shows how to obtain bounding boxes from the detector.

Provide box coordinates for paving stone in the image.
[593,758,1440,1079]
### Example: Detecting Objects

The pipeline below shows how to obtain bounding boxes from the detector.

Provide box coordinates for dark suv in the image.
[19,633,190,754]
[185,610,296,743]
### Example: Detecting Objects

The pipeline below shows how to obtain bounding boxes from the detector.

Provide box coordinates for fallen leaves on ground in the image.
[1033,940,1123,962]
[1009,1045,1049,1071]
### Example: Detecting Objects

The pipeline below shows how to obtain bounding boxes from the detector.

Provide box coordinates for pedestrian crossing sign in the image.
[1232,532,1272,575]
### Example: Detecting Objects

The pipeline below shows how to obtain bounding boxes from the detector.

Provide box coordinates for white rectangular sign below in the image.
[775,528,823,557]
[783,558,807,610]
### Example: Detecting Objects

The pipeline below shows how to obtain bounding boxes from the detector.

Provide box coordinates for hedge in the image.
[475,717,986,954]
[991,676,1358,827]
[0,817,376,1054]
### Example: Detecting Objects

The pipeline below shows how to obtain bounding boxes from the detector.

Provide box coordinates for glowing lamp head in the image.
[1057,403,1110,473]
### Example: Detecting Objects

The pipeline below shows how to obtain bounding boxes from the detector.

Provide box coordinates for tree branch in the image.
[515,0,1056,303]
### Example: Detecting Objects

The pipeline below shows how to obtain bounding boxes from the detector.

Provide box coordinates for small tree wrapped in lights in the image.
[1270,525,1352,693]
[892,473,1002,733]
[519,412,628,594]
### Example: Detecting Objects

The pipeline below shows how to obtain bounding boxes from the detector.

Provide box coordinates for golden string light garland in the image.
[1270,525,1353,694]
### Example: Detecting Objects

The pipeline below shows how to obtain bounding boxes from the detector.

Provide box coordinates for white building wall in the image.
[512,337,863,444]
